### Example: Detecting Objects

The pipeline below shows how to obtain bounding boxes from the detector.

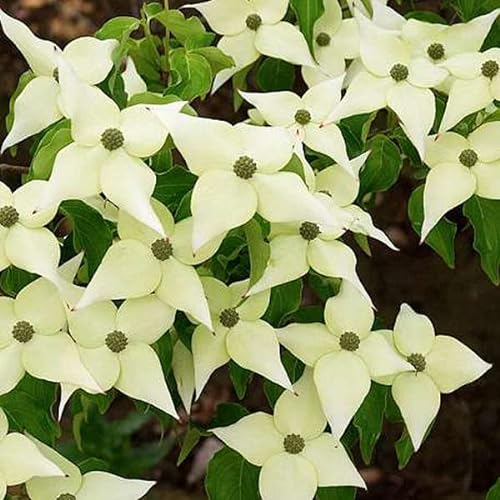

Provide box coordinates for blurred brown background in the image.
[0,1,498,499]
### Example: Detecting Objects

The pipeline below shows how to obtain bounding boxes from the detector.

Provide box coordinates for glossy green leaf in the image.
[153,165,197,212]
[210,402,250,428]
[244,219,270,287]
[487,478,500,500]
[0,267,38,297]
[177,426,203,466]
[263,279,303,327]
[229,362,253,400]
[395,428,414,469]
[95,16,141,41]
[316,486,356,500]
[290,0,325,48]
[191,47,234,74]
[156,9,214,48]
[256,58,295,92]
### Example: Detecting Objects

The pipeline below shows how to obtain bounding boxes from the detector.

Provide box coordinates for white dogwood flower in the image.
[0,180,62,285]
[379,304,491,451]
[439,48,500,131]
[122,57,148,100]
[192,277,292,396]
[38,56,184,235]
[27,436,155,500]
[241,78,357,174]
[74,201,223,329]
[65,295,179,419]
[0,277,101,397]
[0,409,64,497]
[330,12,448,159]
[212,370,365,500]
[421,122,500,240]
[151,110,330,251]
[187,0,315,92]
[277,281,411,438]
[172,340,196,413]
[0,8,117,152]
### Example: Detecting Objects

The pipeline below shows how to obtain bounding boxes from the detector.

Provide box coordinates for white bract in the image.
[278,281,411,438]
[27,436,155,500]
[0,8,117,152]
[0,277,100,396]
[421,121,500,240]
[378,304,491,451]
[75,201,221,328]
[38,56,184,235]
[64,295,178,418]
[172,340,196,413]
[0,409,64,498]
[192,277,292,396]
[330,12,448,159]
[187,0,315,91]
[151,110,330,251]
[212,370,365,500]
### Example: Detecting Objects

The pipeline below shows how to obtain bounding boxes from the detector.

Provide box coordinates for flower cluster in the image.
[0,0,497,498]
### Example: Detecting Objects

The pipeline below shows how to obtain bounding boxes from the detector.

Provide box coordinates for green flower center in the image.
[0,206,19,228]
[459,149,478,167]
[390,63,409,82]
[482,59,499,79]
[427,42,445,61]
[316,32,331,47]
[105,330,128,353]
[219,308,240,328]
[246,14,262,31]
[407,353,426,372]
[151,238,173,261]
[299,221,320,241]
[12,321,35,344]
[56,495,76,500]
[339,331,360,352]
[295,109,312,126]
[233,156,257,179]
[101,128,124,151]
[283,434,305,454]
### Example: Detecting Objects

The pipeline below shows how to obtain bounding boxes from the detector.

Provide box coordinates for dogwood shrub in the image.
[0,0,498,498]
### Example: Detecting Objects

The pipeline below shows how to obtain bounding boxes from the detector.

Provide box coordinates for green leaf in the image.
[353,383,388,464]
[205,447,260,500]
[177,426,202,466]
[256,58,295,92]
[408,185,457,269]
[60,201,113,279]
[463,196,500,285]
[487,478,500,500]
[229,362,253,400]
[128,92,181,106]
[338,113,377,158]
[191,47,234,74]
[96,16,141,41]
[156,9,214,48]
[395,428,414,469]
[359,135,402,197]
[30,126,72,180]
[153,165,197,212]
[263,280,303,327]
[290,0,325,49]
[405,11,447,23]
[0,376,60,444]
[0,267,38,297]
[210,402,249,428]
[450,0,482,20]
[244,219,270,287]
[316,486,356,500]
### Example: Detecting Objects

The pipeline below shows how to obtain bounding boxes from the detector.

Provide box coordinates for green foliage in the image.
[0,267,38,297]
[5,71,35,135]
[263,280,304,327]
[229,362,253,400]
[256,58,296,92]
[153,165,197,213]
[244,218,270,287]
[210,402,249,428]
[290,0,325,48]
[316,487,356,500]
[487,478,500,500]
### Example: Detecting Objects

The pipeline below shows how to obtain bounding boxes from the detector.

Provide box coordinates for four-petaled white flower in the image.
[38,56,184,235]
[421,121,500,240]
[192,277,292,396]
[187,0,315,92]
[27,436,155,500]
[0,408,64,497]
[151,110,330,251]
[74,201,222,329]
[0,277,101,397]
[329,11,448,159]
[0,8,117,152]
[212,370,365,500]
[63,295,178,419]
[376,304,491,451]
[277,281,411,438]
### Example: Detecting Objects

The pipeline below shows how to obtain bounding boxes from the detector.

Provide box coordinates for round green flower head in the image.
[56,495,76,500]
[151,238,173,261]
[482,59,499,79]
[459,149,478,167]
[233,156,257,179]
[316,32,331,47]
[246,14,262,31]
[339,331,360,352]
[427,42,445,61]
[219,308,240,328]
[0,205,19,228]
[299,221,321,241]
[105,330,128,353]
[390,63,409,82]
[407,353,426,372]
[101,128,125,151]
[295,109,312,126]
[12,320,35,344]
[283,434,305,454]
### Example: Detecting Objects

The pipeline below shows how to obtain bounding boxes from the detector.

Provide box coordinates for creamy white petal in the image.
[77,472,155,500]
[253,0,288,24]
[0,343,25,395]
[187,0,251,35]
[471,161,500,199]
[424,132,469,168]
[122,57,147,98]
[393,303,435,357]
[302,77,344,123]
[78,346,120,392]
[469,122,500,163]
[0,298,16,349]
[14,180,58,229]
[315,164,359,207]
[240,90,301,126]
[172,340,195,413]
[231,281,270,321]
[408,58,447,89]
